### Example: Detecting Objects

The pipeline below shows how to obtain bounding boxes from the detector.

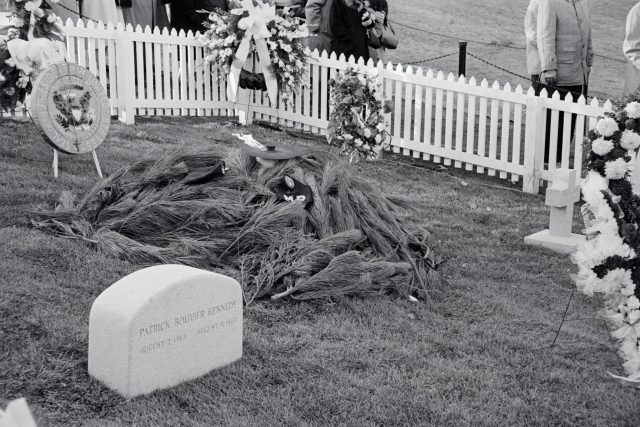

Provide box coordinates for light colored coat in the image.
[305,0,333,54]
[624,2,640,95]
[525,0,541,75]
[537,0,593,86]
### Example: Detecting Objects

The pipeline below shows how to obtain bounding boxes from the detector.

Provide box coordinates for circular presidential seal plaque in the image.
[30,62,111,155]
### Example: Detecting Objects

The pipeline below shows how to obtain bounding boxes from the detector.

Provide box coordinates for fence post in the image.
[115,25,136,125]
[458,42,467,77]
[523,89,545,193]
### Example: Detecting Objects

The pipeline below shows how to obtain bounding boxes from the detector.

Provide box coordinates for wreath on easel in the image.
[199,0,309,106]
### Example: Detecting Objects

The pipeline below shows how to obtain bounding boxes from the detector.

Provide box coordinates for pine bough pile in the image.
[32,147,441,304]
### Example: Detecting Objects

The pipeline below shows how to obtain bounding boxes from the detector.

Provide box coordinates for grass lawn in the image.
[1,115,639,426]
[389,0,631,102]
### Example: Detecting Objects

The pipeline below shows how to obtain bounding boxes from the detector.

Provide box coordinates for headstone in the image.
[524,168,586,254]
[88,265,243,399]
[0,398,37,427]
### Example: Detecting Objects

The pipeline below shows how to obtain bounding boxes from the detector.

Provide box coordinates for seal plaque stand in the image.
[51,149,103,179]
[30,62,111,180]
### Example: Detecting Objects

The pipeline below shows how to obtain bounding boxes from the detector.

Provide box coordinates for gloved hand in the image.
[541,70,557,88]
[361,12,374,28]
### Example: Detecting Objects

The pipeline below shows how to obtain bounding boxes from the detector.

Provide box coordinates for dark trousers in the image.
[531,75,587,164]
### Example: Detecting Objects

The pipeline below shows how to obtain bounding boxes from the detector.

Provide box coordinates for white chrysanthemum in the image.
[376,122,385,132]
[597,117,620,137]
[620,129,640,151]
[24,0,41,12]
[374,134,382,143]
[626,102,640,119]
[605,157,629,179]
[629,296,640,311]
[0,73,5,82]
[10,17,25,27]
[629,310,640,325]
[354,138,363,146]
[591,137,614,156]
[363,128,371,138]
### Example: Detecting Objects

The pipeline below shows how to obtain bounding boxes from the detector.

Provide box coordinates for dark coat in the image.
[330,0,369,62]
[167,0,230,33]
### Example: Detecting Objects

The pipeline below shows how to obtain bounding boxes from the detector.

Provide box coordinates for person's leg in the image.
[555,85,584,164]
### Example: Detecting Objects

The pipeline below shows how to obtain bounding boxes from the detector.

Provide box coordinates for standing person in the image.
[525,0,541,90]
[330,0,374,62]
[624,2,640,96]
[305,0,333,55]
[121,0,170,30]
[186,0,230,34]
[536,0,592,164]
[367,0,387,63]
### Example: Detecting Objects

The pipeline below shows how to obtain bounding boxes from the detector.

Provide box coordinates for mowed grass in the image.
[1,115,639,426]
[388,0,631,102]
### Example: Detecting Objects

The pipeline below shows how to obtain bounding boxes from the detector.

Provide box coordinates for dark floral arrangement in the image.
[327,66,390,162]
[199,0,309,105]
[0,0,65,111]
[572,92,640,383]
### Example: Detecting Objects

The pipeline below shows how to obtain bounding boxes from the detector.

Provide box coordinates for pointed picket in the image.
[403,75,414,155]
[443,72,456,166]
[454,75,466,168]
[413,68,425,157]
[393,66,404,154]
[476,79,489,174]
[487,81,501,177]
[512,84,524,175]
[560,92,574,169]
[574,95,588,179]
[499,82,512,179]
[465,76,477,171]
[432,71,445,163]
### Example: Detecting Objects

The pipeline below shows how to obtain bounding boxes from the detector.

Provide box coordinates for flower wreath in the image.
[200,0,309,105]
[327,66,390,161]
[0,0,66,111]
[572,96,640,384]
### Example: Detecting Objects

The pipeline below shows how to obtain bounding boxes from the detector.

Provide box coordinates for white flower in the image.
[629,296,640,311]
[626,102,640,119]
[343,133,353,140]
[5,58,17,67]
[10,17,25,27]
[47,13,59,23]
[375,134,382,143]
[376,123,385,132]
[363,128,371,138]
[596,117,620,137]
[591,137,614,156]
[24,0,41,12]
[363,144,370,150]
[17,75,29,88]
[620,130,640,151]
[605,158,629,179]
[354,138,363,146]
[0,73,4,82]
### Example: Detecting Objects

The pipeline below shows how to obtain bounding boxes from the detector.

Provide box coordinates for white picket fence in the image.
[8,20,614,193]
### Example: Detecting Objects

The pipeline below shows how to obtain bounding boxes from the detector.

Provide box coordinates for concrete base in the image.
[524,230,586,254]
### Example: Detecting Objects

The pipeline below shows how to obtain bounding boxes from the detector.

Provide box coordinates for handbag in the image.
[380,22,398,50]
[367,26,383,49]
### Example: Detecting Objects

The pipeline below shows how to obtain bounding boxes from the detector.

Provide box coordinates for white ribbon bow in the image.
[227,0,280,103]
